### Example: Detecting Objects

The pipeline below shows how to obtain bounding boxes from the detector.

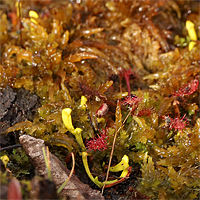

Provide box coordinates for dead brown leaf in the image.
[19,135,104,200]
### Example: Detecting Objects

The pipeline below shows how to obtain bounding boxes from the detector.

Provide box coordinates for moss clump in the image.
[0,0,199,199]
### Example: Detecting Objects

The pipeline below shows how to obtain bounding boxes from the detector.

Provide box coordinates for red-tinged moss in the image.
[171,78,199,98]
[121,95,143,113]
[137,107,153,117]
[169,115,188,132]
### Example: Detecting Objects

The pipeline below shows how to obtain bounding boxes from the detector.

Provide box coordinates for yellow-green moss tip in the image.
[80,96,87,110]
[186,20,197,51]
[29,10,39,24]
[1,155,9,168]
[186,20,197,41]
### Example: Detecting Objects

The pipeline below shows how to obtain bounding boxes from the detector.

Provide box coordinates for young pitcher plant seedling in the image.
[61,96,131,190]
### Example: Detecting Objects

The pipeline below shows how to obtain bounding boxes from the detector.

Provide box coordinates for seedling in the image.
[62,99,131,190]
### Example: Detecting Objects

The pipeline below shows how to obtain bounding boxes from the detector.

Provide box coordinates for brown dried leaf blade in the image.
[19,135,104,200]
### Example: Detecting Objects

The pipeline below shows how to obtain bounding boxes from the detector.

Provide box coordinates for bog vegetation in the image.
[0,0,200,199]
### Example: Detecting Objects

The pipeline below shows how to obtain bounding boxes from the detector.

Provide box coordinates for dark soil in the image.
[0,86,40,148]
[72,153,143,200]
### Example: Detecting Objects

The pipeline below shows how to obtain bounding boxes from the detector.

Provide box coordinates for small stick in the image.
[101,109,132,194]
[17,0,23,46]
[57,152,75,194]
[0,144,22,152]
[46,146,51,180]
[42,146,52,180]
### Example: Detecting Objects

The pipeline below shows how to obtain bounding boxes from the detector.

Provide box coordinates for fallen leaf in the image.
[19,135,104,200]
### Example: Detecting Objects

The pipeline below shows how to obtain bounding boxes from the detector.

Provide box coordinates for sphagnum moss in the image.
[0,0,199,199]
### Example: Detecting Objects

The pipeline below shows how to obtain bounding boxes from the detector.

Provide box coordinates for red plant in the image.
[96,103,109,117]
[86,130,109,152]
[172,78,199,98]
[121,95,143,115]
[121,69,132,96]
[121,95,142,107]
[137,107,153,117]
[119,68,138,96]
[164,114,188,132]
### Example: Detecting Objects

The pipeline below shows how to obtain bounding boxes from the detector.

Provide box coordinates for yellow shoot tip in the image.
[29,10,39,19]
[80,96,87,110]
[109,155,129,172]
[29,10,39,24]
[15,1,22,18]
[62,108,75,133]
[1,155,9,168]
[188,41,196,51]
[97,117,105,123]
[186,20,197,41]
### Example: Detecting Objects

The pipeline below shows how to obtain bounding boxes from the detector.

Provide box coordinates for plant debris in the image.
[19,134,104,200]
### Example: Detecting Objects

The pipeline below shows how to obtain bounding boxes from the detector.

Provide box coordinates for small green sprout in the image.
[42,147,52,180]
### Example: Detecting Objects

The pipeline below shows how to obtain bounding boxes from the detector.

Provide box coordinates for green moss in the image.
[0,0,199,198]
